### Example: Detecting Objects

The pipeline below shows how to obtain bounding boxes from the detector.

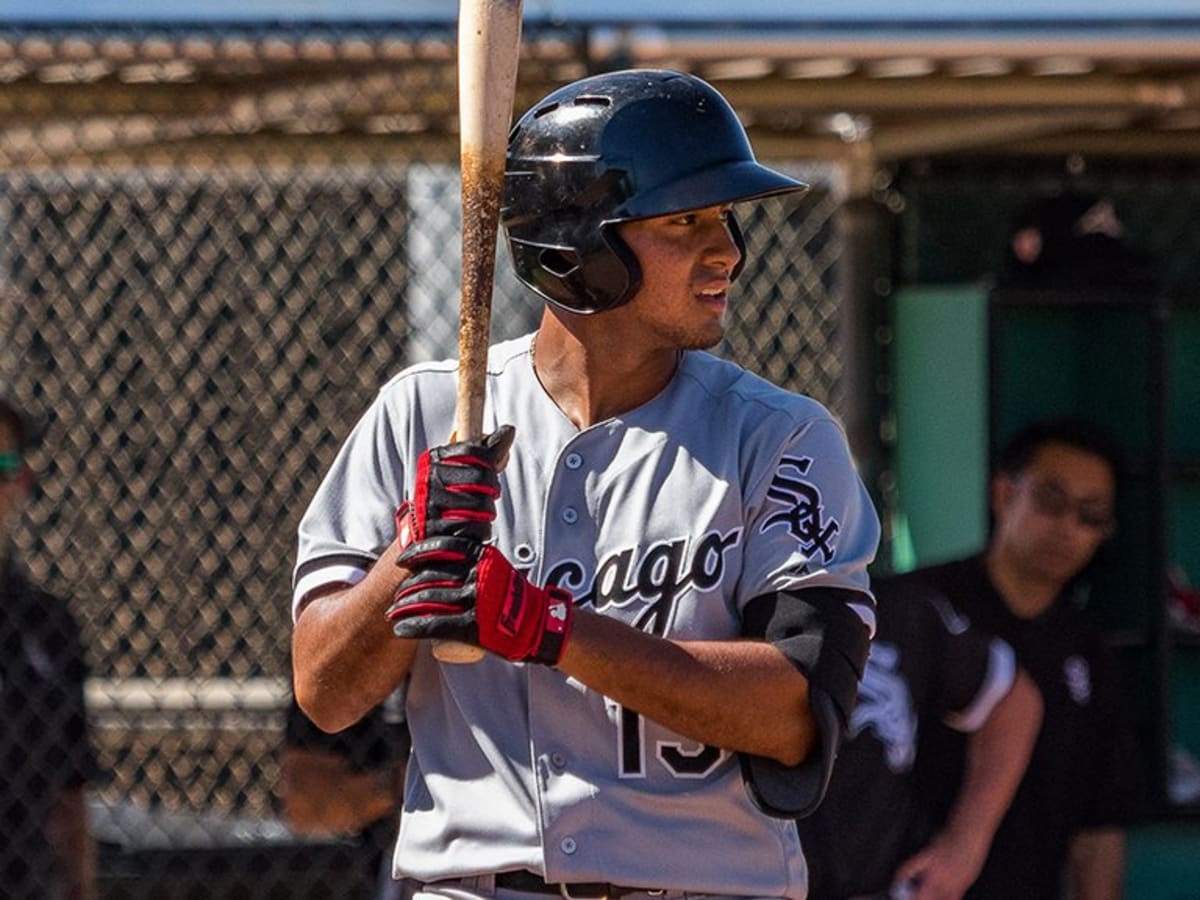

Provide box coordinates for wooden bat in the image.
[432,0,524,664]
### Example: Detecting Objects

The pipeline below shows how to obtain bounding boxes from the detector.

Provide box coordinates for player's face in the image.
[991,442,1116,587]
[616,204,742,350]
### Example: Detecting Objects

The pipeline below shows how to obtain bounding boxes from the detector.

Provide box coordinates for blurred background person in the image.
[997,189,1158,292]
[280,684,409,900]
[900,418,1145,900]
[0,392,98,900]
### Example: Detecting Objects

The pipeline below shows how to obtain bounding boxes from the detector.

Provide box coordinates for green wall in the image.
[891,283,1200,897]
[891,285,989,570]
[1127,823,1200,899]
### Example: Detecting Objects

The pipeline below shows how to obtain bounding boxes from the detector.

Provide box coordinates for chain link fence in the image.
[0,22,851,898]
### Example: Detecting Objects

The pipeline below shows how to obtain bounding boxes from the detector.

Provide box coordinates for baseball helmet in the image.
[501,69,809,313]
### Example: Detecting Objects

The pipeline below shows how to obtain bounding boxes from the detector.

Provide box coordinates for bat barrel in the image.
[454,0,523,442]
[434,0,524,665]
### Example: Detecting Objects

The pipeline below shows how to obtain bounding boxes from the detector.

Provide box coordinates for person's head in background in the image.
[0,394,36,553]
[998,189,1156,290]
[986,417,1122,616]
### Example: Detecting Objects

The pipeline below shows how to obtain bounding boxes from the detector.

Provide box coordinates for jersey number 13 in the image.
[618,705,727,779]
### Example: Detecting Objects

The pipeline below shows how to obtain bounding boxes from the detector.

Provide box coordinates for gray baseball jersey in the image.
[293,333,880,898]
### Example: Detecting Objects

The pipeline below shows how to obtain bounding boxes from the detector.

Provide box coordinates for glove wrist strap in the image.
[535,585,574,665]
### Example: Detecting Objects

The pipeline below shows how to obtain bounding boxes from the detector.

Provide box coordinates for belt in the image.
[494,870,662,899]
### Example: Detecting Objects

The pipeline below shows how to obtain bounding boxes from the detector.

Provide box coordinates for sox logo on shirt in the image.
[762,456,840,565]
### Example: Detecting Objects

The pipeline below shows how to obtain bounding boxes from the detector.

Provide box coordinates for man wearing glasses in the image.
[898,417,1142,900]
[0,393,98,900]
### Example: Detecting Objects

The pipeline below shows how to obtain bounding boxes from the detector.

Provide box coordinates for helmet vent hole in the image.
[533,102,561,119]
[573,95,611,108]
[539,247,581,277]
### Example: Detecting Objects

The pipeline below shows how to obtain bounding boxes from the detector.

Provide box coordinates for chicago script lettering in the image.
[542,528,742,636]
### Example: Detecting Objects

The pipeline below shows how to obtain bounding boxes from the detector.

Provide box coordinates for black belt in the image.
[494,870,661,899]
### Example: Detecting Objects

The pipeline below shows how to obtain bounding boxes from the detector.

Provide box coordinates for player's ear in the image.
[1011,226,1043,264]
[990,472,1013,515]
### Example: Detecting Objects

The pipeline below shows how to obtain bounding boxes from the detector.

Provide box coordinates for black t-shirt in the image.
[798,578,1015,899]
[901,555,1144,900]
[0,559,97,899]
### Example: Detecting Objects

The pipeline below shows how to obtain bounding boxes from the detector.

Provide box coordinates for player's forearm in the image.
[1067,829,1125,900]
[559,608,815,764]
[293,541,417,733]
[941,669,1042,865]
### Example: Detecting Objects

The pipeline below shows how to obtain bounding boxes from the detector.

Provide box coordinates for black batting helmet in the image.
[501,69,808,314]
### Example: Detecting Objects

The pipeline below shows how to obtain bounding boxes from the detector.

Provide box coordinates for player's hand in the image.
[386,535,573,665]
[395,425,516,547]
[891,826,987,900]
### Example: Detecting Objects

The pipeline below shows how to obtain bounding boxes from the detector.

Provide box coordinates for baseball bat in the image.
[432,0,524,664]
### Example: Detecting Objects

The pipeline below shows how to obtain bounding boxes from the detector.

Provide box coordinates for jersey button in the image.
[560,837,577,855]
[550,752,566,769]
[561,507,578,524]
[564,452,583,470]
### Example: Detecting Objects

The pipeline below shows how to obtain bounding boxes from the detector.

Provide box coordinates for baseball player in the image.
[796,577,1042,900]
[292,70,880,900]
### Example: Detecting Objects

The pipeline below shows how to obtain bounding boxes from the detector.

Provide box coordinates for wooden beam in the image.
[870,110,1135,160]
[0,131,458,171]
[715,74,1190,113]
[972,129,1200,157]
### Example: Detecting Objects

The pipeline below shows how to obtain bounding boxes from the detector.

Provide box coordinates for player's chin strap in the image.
[738,587,873,819]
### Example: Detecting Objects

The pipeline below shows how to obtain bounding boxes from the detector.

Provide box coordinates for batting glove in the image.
[395,425,516,547]
[387,535,573,665]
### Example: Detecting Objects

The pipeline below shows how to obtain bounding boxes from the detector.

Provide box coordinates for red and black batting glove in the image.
[386,535,573,666]
[395,425,516,547]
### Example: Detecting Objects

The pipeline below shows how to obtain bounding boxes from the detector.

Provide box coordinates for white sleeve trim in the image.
[292,564,368,622]
[943,638,1017,733]
[849,597,877,639]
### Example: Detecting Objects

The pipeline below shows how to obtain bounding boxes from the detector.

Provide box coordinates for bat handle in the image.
[431,410,488,664]
[432,639,486,664]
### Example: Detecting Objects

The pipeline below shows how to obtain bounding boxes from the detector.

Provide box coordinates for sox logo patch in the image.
[850,641,917,773]
[761,455,840,563]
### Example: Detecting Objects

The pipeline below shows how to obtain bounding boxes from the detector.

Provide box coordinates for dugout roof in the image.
[3,2,1200,176]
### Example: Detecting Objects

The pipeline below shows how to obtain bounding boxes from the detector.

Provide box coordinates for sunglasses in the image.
[1020,476,1116,535]
[0,450,21,482]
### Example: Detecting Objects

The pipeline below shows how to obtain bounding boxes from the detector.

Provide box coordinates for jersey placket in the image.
[528,428,611,880]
